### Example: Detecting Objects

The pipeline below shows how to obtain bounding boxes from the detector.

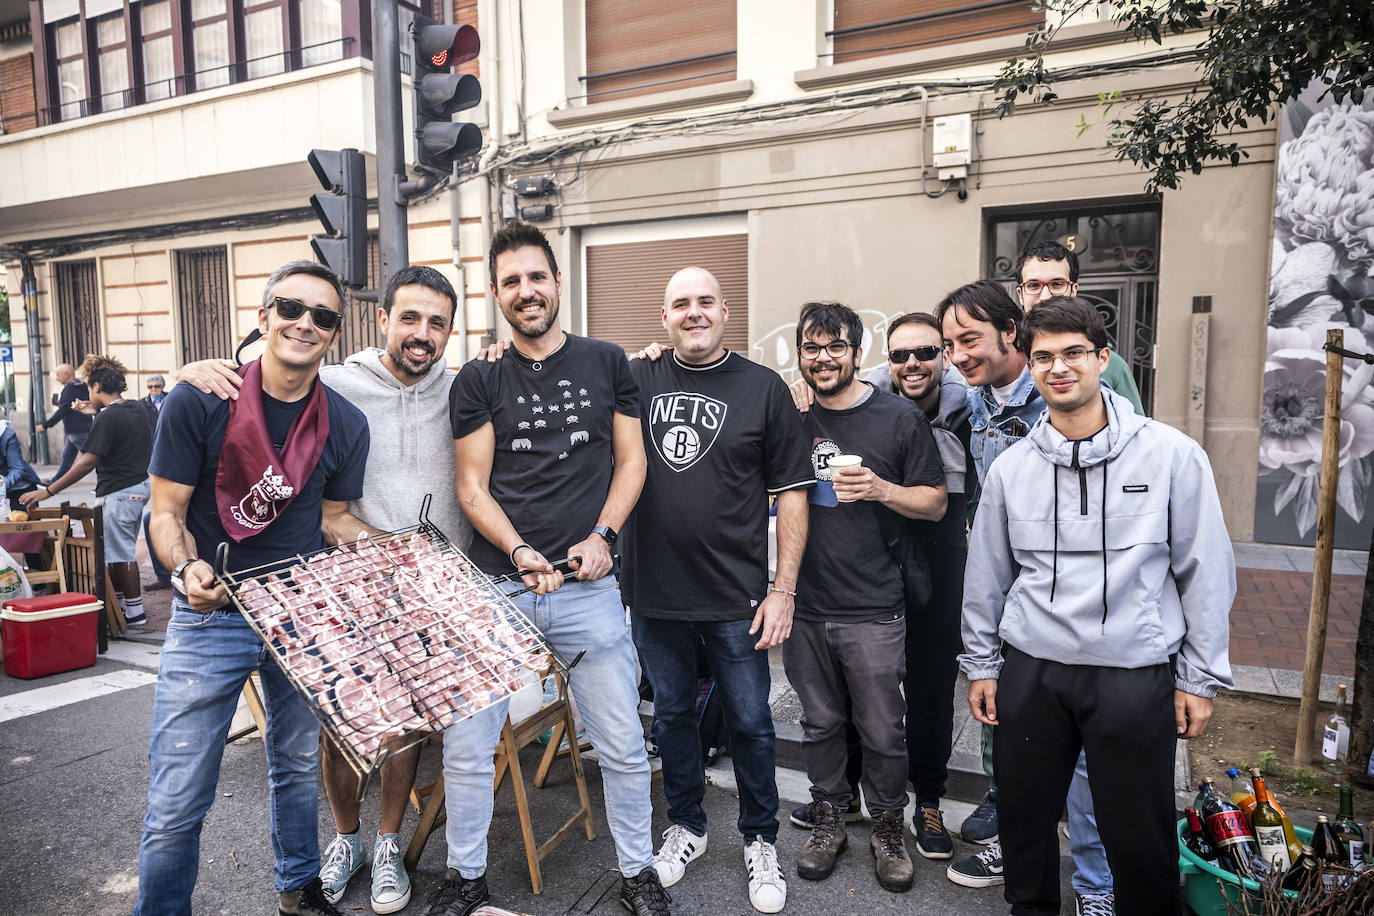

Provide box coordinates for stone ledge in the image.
[546,79,755,129]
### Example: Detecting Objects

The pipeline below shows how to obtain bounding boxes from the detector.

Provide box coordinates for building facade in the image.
[2,0,1278,541]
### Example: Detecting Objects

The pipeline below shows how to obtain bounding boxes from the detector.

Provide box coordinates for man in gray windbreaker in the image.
[958,297,1234,916]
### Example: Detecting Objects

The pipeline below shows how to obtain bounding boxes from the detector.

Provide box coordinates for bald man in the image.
[623,267,814,913]
[37,363,93,484]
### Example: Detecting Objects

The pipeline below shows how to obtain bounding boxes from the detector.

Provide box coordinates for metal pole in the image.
[20,257,48,465]
[1294,328,1343,766]
[372,0,408,290]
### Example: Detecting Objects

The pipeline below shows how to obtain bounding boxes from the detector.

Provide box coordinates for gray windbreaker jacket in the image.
[957,389,1235,698]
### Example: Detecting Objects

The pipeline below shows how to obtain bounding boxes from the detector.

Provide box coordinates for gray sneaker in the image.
[318,831,365,904]
[945,840,1003,888]
[796,801,848,880]
[370,832,411,914]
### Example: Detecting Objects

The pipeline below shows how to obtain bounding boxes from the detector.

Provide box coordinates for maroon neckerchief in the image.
[215,358,330,542]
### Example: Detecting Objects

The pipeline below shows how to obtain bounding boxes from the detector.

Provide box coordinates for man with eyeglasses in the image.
[1015,241,1143,414]
[137,260,371,916]
[787,301,946,894]
[960,297,1233,916]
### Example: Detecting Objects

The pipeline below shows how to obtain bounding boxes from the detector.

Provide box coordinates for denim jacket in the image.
[967,367,1045,485]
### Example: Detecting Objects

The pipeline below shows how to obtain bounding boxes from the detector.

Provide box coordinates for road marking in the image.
[103,639,163,671]
[0,669,157,724]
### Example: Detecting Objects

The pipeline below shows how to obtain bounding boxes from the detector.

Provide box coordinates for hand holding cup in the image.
[829,454,865,502]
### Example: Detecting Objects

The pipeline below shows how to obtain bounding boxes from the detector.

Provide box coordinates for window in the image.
[244,1,288,79]
[300,0,345,66]
[53,19,86,121]
[191,0,232,89]
[140,0,176,101]
[94,12,131,111]
[175,246,233,365]
[582,0,736,103]
[53,260,102,367]
[830,0,1040,65]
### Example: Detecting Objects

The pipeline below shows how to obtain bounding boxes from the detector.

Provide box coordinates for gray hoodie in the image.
[865,364,971,495]
[957,389,1235,698]
[320,349,471,550]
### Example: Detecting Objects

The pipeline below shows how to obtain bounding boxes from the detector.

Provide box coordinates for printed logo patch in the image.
[1122,484,1149,493]
[648,391,727,472]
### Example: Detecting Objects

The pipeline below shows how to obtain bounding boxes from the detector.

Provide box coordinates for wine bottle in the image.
[1184,806,1217,862]
[1249,766,1302,864]
[1312,814,1347,865]
[1333,786,1365,871]
[1249,772,1291,872]
[1282,845,1320,892]
[1321,684,1351,773]
[1226,767,1256,820]
[1200,785,1270,880]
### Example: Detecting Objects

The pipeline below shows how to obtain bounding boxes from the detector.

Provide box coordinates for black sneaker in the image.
[621,865,673,915]
[959,790,998,844]
[789,799,864,828]
[422,869,489,916]
[278,878,346,916]
[911,803,954,859]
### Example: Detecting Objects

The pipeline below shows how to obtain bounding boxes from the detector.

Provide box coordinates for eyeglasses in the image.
[270,296,342,331]
[147,384,164,391]
[798,340,855,360]
[1018,279,1073,296]
[888,346,942,364]
[1029,346,1101,371]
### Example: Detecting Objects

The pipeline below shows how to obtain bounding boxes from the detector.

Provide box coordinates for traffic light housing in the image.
[411,13,482,175]
[308,148,367,288]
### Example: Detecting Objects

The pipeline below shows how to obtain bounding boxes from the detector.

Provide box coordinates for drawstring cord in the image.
[1101,457,1109,632]
[1050,466,1059,612]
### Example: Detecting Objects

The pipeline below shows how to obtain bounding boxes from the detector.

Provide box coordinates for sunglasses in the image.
[888,346,942,363]
[270,296,342,331]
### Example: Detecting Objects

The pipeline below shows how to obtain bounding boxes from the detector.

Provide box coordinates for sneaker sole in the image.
[747,886,787,915]
[371,885,411,915]
[913,841,955,860]
[795,835,847,881]
[945,865,1004,888]
[963,833,998,845]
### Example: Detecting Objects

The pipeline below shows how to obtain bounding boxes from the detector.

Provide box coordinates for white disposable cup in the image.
[828,454,862,473]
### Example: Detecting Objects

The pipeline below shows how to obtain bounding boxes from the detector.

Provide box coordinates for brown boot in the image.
[796,800,848,880]
[870,810,914,892]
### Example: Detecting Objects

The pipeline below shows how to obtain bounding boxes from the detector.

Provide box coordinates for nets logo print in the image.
[648,391,727,472]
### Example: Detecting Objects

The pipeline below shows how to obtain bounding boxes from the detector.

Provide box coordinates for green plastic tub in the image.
[1177,818,1309,915]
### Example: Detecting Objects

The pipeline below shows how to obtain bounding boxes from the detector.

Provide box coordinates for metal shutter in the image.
[832,0,1039,63]
[585,234,748,354]
[584,0,735,103]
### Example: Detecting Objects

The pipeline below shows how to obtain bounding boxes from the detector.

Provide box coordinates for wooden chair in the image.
[405,671,597,893]
[0,517,69,594]
[226,675,268,743]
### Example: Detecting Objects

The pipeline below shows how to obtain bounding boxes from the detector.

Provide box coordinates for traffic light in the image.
[307,148,367,288]
[411,13,482,175]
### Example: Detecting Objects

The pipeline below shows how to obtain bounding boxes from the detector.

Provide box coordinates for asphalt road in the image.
[0,640,1075,915]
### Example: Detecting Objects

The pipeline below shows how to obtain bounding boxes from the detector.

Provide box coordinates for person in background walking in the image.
[36,362,91,484]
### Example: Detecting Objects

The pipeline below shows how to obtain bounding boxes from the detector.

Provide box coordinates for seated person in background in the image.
[0,419,42,514]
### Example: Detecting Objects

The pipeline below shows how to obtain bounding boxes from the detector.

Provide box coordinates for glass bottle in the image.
[1281,845,1319,892]
[1249,766,1301,864]
[1312,814,1347,866]
[1333,786,1365,871]
[1194,778,1221,813]
[1200,784,1270,880]
[1226,767,1256,820]
[1321,684,1351,773]
[1249,772,1291,872]
[1183,806,1216,862]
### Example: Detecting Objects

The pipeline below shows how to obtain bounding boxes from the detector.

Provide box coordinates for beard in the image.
[386,337,439,378]
[802,356,857,395]
[508,297,559,340]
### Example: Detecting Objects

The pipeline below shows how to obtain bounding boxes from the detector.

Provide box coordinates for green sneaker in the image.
[318,831,365,904]
[370,833,411,914]
[945,840,1003,888]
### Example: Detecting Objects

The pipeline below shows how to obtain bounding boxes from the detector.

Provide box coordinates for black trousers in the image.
[994,645,1182,916]
[903,537,965,802]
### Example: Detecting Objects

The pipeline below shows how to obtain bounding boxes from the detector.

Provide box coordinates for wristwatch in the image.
[590,525,618,547]
[170,558,201,595]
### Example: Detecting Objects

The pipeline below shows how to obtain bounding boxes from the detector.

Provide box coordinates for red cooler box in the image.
[2,593,103,679]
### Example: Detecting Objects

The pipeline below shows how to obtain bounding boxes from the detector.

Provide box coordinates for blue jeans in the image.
[442,575,654,877]
[1069,750,1112,895]
[53,432,87,483]
[135,599,321,915]
[632,614,778,843]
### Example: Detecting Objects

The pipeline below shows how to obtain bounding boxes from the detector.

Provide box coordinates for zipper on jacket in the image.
[1071,441,1087,516]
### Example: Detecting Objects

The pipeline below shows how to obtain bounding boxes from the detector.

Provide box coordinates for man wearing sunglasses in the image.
[138,260,371,916]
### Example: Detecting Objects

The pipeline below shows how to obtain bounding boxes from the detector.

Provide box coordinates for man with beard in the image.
[439,222,665,915]
[176,265,471,914]
[36,362,92,484]
[787,301,946,895]
[623,268,812,913]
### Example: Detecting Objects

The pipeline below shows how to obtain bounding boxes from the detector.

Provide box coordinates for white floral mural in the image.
[1256,89,1374,548]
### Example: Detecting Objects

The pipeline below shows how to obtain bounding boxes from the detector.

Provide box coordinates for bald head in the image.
[55,364,74,384]
[662,266,729,365]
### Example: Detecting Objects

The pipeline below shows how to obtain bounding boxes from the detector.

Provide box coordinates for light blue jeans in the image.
[442,575,654,878]
[1069,749,1113,895]
[136,599,321,915]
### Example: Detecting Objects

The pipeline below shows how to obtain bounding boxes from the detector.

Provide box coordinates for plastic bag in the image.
[0,545,33,605]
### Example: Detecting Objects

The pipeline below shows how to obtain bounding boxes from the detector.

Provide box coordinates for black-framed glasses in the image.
[1029,346,1101,371]
[798,340,855,360]
[1018,279,1073,296]
[888,346,942,364]
[271,296,342,331]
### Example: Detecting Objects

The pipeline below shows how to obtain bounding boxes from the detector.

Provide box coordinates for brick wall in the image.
[0,53,37,134]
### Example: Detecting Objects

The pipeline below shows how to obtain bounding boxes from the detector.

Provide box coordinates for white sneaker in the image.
[369,832,411,914]
[744,836,787,913]
[652,824,707,887]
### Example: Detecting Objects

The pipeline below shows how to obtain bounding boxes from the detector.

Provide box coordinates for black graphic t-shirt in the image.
[796,386,946,622]
[622,351,814,620]
[450,334,640,575]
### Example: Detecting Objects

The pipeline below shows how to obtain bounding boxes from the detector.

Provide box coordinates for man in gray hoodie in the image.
[178,265,470,914]
[959,297,1234,916]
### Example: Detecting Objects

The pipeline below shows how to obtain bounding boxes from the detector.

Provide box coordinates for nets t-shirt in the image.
[796,386,946,621]
[148,381,370,577]
[622,350,814,620]
[450,333,640,575]
[82,399,153,496]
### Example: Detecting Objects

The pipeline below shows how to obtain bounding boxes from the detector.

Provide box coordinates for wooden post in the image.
[1295,328,1345,766]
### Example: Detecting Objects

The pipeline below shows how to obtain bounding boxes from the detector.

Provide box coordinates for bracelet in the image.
[769,585,797,598]
[509,543,533,567]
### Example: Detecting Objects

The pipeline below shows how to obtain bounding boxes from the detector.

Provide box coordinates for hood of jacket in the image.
[863,364,970,432]
[1024,388,1149,468]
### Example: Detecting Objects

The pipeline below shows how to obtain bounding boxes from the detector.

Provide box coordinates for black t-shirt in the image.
[621,350,814,620]
[449,334,640,575]
[148,381,370,577]
[82,399,153,496]
[796,386,946,622]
